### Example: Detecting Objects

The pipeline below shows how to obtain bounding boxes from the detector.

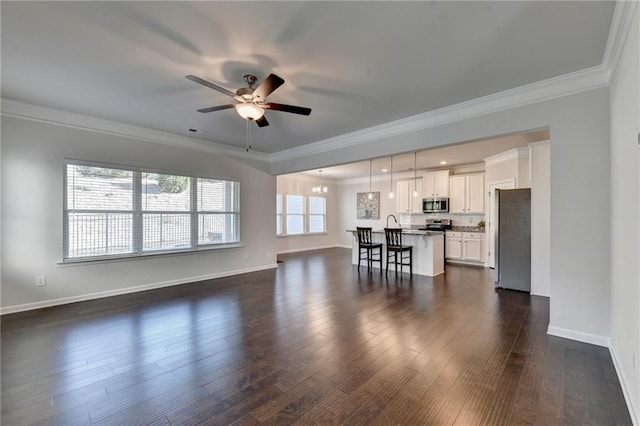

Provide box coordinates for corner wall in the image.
[1,116,277,313]
[610,6,640,423]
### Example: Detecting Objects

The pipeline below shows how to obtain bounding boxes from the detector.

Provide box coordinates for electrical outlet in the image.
[35,275,46,287]
[243,251,248,259]
[633,349,638,373]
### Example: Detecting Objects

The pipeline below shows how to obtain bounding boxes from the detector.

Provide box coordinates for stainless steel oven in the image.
[422,197,449,213]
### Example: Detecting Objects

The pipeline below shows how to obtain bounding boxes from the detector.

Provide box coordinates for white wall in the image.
[336,175,400,247]
[530,141,551,297]
[610,7,640,422]
[276,173,339,253]
[1,116,277,313]
[484,148,530,189]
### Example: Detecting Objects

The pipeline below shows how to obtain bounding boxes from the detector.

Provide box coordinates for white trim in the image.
[271,65,608,163]
[603,0,639,84]
[484,149,519,166]
[527,140,551,148]
[0,98,268,162]
[547,325,611,348]
[277,244,339,254]
[335,244,352,249]
[0,264,277,315]
[609,346,640,426]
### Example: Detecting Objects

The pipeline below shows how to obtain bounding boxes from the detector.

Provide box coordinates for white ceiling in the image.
[1,2,614,154]
[295,129,549,181]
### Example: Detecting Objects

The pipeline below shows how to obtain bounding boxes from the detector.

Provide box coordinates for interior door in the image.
[488,179,515,268]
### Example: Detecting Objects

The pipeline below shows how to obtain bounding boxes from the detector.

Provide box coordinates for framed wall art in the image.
[356,192,380,219]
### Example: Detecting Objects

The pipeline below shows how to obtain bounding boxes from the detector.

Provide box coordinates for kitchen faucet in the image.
[386,214,398,228]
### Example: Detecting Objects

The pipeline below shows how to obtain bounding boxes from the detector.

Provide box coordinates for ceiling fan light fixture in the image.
[235,103,265,120]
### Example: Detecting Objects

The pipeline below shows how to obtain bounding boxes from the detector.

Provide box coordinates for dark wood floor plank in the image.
[1,248,632,425]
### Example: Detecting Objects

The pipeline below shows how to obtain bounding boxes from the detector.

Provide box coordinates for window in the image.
[278,194,327,236]
[285,195,305,235]
[64,162,239,261]
[308,196,326,233]
[276,194,283,235]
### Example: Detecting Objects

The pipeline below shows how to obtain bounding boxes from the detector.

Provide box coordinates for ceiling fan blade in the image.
[255,116,270,127]
[253,74,285,100]
[185,75,236,98]
[265,102,312,116]
[196,104,235,113]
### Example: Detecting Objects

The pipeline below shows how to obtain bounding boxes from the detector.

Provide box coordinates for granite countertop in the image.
[347,229,444,236]
[449,226,485,233]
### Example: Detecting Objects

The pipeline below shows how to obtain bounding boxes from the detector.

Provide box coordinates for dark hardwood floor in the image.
[1,248,631,425]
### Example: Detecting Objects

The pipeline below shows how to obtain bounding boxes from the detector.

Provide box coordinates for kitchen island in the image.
[347,229,445,276]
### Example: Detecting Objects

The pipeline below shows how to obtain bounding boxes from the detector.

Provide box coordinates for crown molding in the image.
[271,64,609,164]
[0,98,269,163]
[484,148,519,166]
[528,140,551,148]
[603,0,638,84]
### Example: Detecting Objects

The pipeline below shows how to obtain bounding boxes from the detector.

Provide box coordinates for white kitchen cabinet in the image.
[449,174,484,214]
[445,232,463,259]
[423,170,450,198]
[462,232,483,262]
[397,178,423,214]
[446,231,484,264]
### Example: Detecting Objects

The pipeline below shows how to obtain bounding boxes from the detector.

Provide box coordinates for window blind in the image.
[64,162,240,261]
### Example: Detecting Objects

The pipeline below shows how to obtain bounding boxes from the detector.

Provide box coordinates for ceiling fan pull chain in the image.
[245,119,253,152]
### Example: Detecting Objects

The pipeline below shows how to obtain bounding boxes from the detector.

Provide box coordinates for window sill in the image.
[277,232,328,238]
[57,243,244,267]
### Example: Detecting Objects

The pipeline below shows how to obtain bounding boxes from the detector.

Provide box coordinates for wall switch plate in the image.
[35,275,46,287]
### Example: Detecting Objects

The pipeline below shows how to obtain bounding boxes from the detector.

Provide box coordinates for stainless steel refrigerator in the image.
[494,188,531,292]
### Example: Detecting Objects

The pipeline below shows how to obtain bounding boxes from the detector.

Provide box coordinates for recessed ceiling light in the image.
[381,169,388,172]
[440,161,447,165]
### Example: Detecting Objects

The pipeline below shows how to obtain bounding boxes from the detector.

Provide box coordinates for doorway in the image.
[488,179,516,268]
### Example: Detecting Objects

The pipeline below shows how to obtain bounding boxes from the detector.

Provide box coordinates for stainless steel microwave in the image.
[423,197,449,213]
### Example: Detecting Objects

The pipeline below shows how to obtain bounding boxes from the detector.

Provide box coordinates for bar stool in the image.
[384,228,413,276]
[356,227,383,272]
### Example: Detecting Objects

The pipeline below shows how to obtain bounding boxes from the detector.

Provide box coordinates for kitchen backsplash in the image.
[398,212,485,228]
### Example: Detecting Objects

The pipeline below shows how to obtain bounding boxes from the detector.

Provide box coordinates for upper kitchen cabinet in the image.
[449,174,484,214]
[397,178,423,214]
[423,170,450,198]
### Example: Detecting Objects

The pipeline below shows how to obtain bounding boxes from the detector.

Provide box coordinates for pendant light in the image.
[367,160,374,200]
[312,170,328,194]
[413,152,418,197]
[389,156,394,199]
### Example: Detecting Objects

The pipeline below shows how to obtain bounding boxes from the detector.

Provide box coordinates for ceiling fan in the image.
[185,73,311,127]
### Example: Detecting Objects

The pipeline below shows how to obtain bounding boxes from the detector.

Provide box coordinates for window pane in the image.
[276,194,282,214]
[198,178,239,212]
[67,212,133,258]
[286,195,305,214]
[309,196,326,214]
[198,213,239,244]
[142,173,190,211]
[309,215,325,233]
[143,213,191,251]
[66,164,133,211]
[286,215,304,235]
[276,214,282,235]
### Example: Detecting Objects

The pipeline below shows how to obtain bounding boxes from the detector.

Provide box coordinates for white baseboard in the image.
[0,263,278,315]
[609,346,639,426]
[335,244,352,249]
[547,325,611,347]
[277,245,342,254]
